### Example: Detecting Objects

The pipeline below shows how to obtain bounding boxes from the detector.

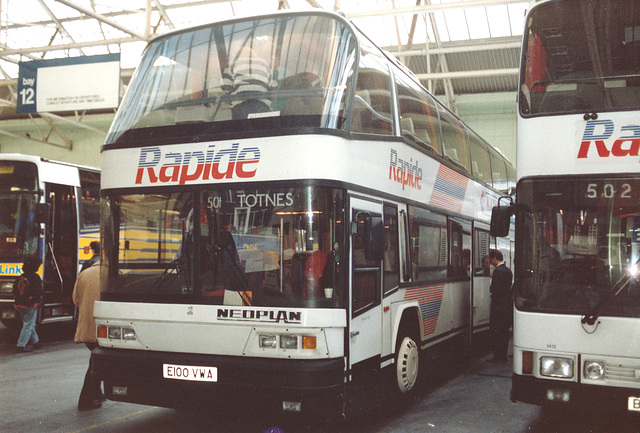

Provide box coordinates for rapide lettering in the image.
[389,149,422,190]
[577,119,640,159]
[135,144,260,185]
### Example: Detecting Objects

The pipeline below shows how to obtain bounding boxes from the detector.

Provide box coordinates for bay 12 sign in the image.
[17,53,120,114]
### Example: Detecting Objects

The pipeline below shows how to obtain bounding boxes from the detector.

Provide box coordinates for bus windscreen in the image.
[102,186,344,309]
[106,14,356,144]
[515,177,640,318]
[0,162,39,258]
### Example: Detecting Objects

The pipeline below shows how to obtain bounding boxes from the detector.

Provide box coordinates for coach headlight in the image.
[540,356,574,378]
[122,327,136,341]
[97,325,136,341]
[258,333,316,350]
[280,334,298,349]
[259,334,277,349]
[108,326,122,340]
[584,361,605,380]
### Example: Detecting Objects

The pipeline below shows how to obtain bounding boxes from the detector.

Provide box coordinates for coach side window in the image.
[474,229,491,276]
[383,204,400,294]
[408,206,448,282]
[506,163,516,193]
[78,169,100,230]
[352,210,381,313]
[448,218,471,278]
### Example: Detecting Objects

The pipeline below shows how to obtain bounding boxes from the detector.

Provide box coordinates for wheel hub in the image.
[397,337,419,393]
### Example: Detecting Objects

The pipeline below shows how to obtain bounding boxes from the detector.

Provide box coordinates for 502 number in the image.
[586,183,631,199]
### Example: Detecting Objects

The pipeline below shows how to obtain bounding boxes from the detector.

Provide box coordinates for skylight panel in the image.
[508,3,527,36]
[466,8,491,39]
[163,3,235,29]
[354,16,397,47]
[432,11,451,42]
[486,5,512,38]
[0,0,529,84]
[444,8,470,41]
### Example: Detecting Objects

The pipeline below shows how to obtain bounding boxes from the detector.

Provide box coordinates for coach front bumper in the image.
[92,346,345,418]
[512,373,640,411]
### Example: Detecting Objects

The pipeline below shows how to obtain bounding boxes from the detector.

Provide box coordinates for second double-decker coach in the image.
[492,0,640,413]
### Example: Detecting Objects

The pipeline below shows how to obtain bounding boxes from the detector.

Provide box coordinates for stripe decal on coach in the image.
[404,283,445,336]
[429,164,469,213]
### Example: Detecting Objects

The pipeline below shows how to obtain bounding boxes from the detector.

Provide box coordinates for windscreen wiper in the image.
[145,257,192,300]
[582,258,640,325]
[153,95,219,112]
[212,244,252,306]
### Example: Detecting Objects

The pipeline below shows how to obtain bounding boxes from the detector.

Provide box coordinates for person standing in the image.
[80,241,100,273]
[221,46,276,120]
[73,260,105,410]
[488,249,513,363]
[13,255,43,353]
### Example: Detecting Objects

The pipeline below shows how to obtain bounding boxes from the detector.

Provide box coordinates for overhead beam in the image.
[0,98,106,135]
[0,35,520,59]
[54,0,147,40]
[153,0,175,30]
[415,67,519,80]
[389,39,522,57]
[0,98,107,146]
[424,2,456,111]
[36,0,86,55]
[4,0,230,31]
[0,37,138,56]
[39,112,108,135]
[0,127,70,148]
[345,0,527,19]
[39,114,74,148]
[305,0,323,7]
[0,43,40,63]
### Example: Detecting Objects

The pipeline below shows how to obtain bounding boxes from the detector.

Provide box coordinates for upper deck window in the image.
[396,69,441,155]
[520,0,640,116]
[351,49,393,135]
[438,105,470,173]
[106,14,356,145]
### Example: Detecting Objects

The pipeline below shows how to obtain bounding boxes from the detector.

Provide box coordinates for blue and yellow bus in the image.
[0,153,99,327]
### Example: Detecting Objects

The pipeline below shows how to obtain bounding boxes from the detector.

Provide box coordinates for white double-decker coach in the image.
[492,0,640,413]
[94,10,515,419]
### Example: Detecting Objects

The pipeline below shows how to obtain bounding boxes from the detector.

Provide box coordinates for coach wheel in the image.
[395,334,419,394]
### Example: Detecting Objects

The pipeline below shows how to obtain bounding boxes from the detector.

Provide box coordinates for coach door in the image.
[349,197,383,376]
[43,182,78,320]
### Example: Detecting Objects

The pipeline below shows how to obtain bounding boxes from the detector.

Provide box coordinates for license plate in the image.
[163,364,218,382]
[628,397,640,412]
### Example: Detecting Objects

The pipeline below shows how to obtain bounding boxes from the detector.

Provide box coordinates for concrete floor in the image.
[1,323,639,433]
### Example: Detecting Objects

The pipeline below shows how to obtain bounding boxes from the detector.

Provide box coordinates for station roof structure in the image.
[0,0,528,128]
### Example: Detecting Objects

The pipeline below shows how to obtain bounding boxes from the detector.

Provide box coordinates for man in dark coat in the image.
[488,249,513,363]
